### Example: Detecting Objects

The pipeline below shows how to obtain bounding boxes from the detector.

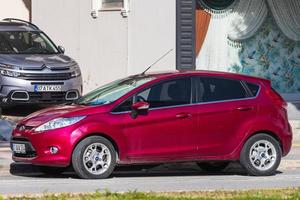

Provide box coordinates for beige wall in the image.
[32,0,176,93]
[0,0,31,21]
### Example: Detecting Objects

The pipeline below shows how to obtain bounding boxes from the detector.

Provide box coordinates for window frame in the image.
[111,76,194,114]
[111,76,261,114]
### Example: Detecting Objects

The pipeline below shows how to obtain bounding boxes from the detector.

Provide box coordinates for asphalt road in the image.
[0,147,300,195]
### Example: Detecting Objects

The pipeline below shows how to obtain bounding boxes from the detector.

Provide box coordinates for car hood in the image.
[20,104,111,127]
[0,54,77,70]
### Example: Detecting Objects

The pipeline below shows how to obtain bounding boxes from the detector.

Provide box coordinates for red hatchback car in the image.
[11,71,292,179]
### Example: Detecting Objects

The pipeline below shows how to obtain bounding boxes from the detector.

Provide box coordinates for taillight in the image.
[266,88,287,108]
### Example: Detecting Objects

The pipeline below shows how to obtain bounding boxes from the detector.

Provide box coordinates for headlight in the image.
[0,69,21,77]
[35,116,86,132]
[0,63,21,77]
[70,65,81,78]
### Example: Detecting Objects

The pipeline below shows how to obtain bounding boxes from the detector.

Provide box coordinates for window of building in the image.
[197,77,247,103]
[101,0,124,10]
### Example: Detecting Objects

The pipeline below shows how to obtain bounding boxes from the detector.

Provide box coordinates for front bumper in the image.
[11,126,77,167]
[0,74,82,105]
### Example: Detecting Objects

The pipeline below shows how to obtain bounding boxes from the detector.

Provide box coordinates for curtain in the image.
[268,0,300,41]
[227,0,268,41]
[195,9,211,55]
[196,16,231,70]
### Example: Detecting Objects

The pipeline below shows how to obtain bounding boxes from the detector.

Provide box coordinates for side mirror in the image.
[58,46,65,54]
[130,102,149,119]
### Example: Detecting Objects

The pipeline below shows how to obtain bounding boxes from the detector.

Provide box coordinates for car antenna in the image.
[141,49,173,75]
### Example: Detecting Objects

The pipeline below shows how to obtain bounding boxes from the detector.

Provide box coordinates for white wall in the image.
[0,0,31,21]
[128,0,176,74]
[32,0,176,93]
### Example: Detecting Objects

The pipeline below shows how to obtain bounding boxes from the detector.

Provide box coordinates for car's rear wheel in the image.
[72,136,116,179]
[240,134,282,176]
[197,162,229,172]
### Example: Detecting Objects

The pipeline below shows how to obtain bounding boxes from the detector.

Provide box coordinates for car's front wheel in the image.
[72,136,116,179]
[240,134,282,176]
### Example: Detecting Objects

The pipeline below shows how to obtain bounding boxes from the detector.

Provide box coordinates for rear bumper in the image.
[282,123,293,157]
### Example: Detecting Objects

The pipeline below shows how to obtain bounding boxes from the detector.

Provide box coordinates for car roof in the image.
[143,70,270,84]
[0,21,40,32]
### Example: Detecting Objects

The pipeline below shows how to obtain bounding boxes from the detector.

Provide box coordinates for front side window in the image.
[136,78,192,109]
[0,31,58,54]
[197,77,247,103]
[76,76,155,106]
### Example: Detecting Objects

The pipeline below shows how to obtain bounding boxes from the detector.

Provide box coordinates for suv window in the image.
[197,77,247,103]
[0,31,58,54]
[136,78,192,108]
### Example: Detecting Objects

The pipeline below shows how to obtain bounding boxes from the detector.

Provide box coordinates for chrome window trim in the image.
[111,85,261,115]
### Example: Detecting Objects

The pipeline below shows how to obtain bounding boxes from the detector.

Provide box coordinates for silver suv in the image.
[0,18,82,108]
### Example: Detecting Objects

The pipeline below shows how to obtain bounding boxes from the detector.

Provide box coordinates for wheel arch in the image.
[72,132,120,161]
[244,130,283,151]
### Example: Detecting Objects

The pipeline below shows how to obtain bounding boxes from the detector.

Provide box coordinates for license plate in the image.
[12,143,26,154]
[34,85,62,92]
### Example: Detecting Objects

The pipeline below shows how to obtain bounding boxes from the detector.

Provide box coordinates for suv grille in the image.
[28,92,66,102]
[19,73,72,80]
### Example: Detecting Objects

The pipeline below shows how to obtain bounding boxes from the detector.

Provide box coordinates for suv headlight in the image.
[0,63,21,77]
[0,69,21,77]
[70,65,81,78]
[35,116,86,132]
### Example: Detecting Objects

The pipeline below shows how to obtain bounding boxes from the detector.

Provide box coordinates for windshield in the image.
[0,31,59,54]
[76,76,155,106]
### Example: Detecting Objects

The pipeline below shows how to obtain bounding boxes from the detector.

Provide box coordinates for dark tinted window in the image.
[137,78,191,108]
[197,77,247,102]
[246,82,260,96]
[113,97,133,112]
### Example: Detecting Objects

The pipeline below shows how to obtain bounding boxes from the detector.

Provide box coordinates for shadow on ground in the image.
[9,162,281,179]
[2,105,42,117]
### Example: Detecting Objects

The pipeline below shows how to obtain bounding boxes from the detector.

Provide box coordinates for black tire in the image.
[197,162,229,172]
[240,134,282,176]
[72,136,116,179]
[38,166,66,175]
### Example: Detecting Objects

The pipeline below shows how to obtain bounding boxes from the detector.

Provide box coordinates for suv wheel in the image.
[240,134,282,176]
[72,136,116,179]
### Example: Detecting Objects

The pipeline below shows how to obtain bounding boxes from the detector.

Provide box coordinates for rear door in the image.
[194,76,258,156]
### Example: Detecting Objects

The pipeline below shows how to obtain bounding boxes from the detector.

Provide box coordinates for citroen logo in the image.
[41,64,51,70]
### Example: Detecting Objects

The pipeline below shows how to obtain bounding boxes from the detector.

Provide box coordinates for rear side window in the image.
[246,82,260,97]
[197,77,247,103]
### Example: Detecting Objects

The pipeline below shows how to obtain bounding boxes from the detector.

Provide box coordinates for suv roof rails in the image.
[2,18,39,30]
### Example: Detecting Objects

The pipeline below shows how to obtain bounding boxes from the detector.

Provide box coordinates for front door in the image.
[112,77,199,162]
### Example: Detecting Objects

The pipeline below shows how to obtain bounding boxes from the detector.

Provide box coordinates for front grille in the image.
[11,138,37,158]
[19,73,72,80]
[15,124,34,131]
[28,92,66,102]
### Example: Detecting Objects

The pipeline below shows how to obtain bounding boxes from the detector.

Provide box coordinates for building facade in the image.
[1,0,299,118]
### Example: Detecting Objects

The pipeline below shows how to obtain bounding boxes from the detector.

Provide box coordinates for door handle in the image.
[176,113,192,119]
[235,106,254,112]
